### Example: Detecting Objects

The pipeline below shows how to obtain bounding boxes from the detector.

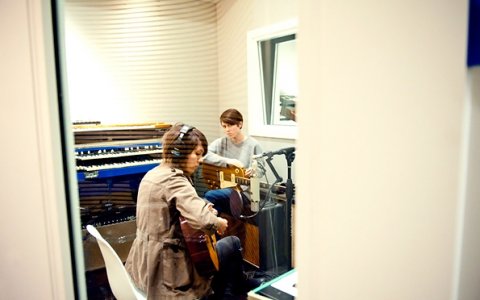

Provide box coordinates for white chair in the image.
[86,225,147,300]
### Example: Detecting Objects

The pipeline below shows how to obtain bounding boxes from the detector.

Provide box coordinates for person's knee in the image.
[205,190,214,200]
[228,236,241,250]
[216,236,242,257]
[224,236,242,254]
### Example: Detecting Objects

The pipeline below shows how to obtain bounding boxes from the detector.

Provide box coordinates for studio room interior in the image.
[2,0,480,299]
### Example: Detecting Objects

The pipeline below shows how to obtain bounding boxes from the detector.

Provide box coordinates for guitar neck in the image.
[235,176,250,186]
[200,162,287,194]
[235,176,286,194]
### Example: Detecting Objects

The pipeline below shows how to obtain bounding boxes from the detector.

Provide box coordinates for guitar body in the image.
[197,163,292,268]
[201,162,246,190]
[179,216,219,277]
[200,162,287,194]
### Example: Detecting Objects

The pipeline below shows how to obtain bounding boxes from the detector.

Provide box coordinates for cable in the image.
[240,176,279,219]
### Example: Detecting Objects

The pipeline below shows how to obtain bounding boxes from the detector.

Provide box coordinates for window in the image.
[248,19,298,139]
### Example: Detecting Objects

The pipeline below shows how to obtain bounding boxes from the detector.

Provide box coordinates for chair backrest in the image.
[86,225,146,300]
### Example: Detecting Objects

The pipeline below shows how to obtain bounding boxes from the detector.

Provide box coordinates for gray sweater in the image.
[203,136,263,168]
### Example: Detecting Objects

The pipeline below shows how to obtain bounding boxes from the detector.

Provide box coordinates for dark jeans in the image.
[211,236,246,299]
[205,188,250,219]
[205,188,233,215]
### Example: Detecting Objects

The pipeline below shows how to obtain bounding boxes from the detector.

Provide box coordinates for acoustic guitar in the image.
[200,162,287,193]
[179,216,219,277]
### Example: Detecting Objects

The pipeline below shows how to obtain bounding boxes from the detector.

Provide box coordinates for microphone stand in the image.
[264,151,295,271]
[284,151,295,270]
[264,155,283,188]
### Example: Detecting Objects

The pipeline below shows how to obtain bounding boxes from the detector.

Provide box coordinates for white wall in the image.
[216,0,298,119]
[0,0,75,299]
[64,0,298,187]
[64,0,221,141]
[63,0,298,181]
[297,1,473,299]
[2,0,478,299]
[216,0,298,183]
[458,67,480,300]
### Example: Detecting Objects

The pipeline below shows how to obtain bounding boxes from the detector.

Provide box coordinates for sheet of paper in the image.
[271,270,297,297]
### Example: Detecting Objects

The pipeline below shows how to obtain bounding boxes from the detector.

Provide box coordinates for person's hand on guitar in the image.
[216,217,228,235]
[226,158,244,169]
[207,203,218,216]
[245,168,255,178]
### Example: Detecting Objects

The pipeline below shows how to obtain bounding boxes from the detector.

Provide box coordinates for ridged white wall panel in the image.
[216,0,298,182]
[216,0,254,136]
[216,0,298,138]
[65,0,219,141]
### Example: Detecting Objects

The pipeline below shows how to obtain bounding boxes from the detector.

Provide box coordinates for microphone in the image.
[252,147,296,159]
[250,159,260,212]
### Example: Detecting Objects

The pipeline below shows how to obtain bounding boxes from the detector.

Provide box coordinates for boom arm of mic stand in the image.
[265,156,283,185]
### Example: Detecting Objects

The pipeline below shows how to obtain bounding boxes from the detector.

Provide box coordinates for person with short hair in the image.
[203,109,264,217]
[125,123,251,299]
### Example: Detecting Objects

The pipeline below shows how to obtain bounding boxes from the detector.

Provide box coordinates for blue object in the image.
[468,0,480,67]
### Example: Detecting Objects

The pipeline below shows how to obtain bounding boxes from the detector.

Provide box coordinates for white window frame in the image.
[247,19,298,140]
